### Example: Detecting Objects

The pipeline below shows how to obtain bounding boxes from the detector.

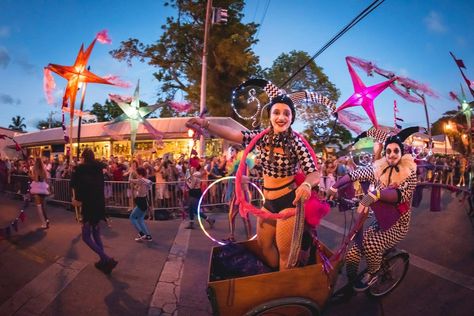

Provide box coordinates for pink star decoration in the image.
[336,58,397,128]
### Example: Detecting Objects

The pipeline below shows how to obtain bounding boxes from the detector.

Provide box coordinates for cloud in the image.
[423,11,447,33]
[0,26,9,38]
[15,57,36,74]
[0,93,21,105]
[0,47,10,68]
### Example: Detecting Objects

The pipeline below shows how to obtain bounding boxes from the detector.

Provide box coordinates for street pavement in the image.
[0,188,473,316]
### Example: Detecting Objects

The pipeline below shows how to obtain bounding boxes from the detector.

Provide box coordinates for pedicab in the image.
[202,128,409,315]
[205,198,410,316]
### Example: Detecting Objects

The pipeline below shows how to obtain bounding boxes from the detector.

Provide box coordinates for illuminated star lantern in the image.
[449,89,472,130]
[106,81,164,154]
[44,33,114,117]
[336,59,397,128]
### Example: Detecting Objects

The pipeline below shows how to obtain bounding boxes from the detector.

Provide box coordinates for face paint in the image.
[270,103,292,133]
[385,143,402,166]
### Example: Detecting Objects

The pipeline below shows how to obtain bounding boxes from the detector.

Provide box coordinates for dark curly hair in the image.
[384,135,404,156]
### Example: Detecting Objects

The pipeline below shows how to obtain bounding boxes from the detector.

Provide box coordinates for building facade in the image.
[11,117,248,160]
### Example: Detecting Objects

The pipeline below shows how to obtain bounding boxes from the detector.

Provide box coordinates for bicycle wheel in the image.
[368,253,409,297]
[244,297,320,316]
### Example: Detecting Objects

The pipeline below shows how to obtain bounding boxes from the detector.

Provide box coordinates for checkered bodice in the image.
[241,129,317,178]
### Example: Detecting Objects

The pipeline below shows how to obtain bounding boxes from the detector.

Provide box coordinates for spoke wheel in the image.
[245,297,320,316]
[368,254,409,297]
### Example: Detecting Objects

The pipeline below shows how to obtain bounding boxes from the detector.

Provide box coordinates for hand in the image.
[71,199,82,208]
[360,192,378,207]
[185,117,206,129]
[327,186,338,200]
[356,203,369,215]
[293,183,312,205]
[373,142,383,160]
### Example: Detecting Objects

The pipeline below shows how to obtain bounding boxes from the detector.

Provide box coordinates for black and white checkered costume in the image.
[345,163,417,280]
[241,129,317,178]
[367,126,389,144]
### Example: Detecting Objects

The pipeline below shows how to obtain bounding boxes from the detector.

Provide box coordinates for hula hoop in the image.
[197,176,265,245]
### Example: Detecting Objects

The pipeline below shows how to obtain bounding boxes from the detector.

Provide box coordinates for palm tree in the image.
[9,115,27,132]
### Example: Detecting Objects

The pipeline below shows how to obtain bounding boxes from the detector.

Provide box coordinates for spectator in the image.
[30,157,50,229]
[71,148,118,274]
[129,167,153,242]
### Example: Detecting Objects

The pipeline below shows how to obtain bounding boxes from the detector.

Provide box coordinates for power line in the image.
[254,0,271,42]
[280,0,386,88]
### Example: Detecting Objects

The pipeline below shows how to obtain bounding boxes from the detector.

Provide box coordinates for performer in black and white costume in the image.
[329,128,419,291]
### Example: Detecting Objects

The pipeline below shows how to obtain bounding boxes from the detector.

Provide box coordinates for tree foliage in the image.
[263,51,352,149]
[36,119,62,130]
[110,0,261,119]
[88,100,123,122]
[9,115,26,132]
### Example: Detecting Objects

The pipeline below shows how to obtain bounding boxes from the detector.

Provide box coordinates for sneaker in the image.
[206,218,216,229]
[353,273,377,292]
[144,235,153,242]
[134,234,146,241]
[185,222,194,229]
[101,258,118,275]
[94,260,105,271]
[331,285,355,304]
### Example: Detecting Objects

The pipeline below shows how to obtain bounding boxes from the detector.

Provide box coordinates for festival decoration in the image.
[335,58,396,128]
[393,100,404,130]
[231,78,339,127]
[450,53,474,187]
[450,52,474,99]
[234,128,330,227]
[106,81,164,154]
[44,30,120,159]
[449,88,472,133]
[0,134,26,159]
[169,101,194,113]
[197,176,262,245]
[345,56,438,142]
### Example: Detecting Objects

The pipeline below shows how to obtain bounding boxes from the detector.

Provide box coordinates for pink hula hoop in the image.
[235,128,320,220]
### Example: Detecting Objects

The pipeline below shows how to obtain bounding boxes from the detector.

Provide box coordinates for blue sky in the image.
[0,0,473,134]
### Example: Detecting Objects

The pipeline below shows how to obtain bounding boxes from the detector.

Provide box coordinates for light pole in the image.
[444,121,452,155]
[199,0,213,157]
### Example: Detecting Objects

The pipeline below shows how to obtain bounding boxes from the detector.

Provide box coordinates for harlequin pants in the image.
[346,211,410,281]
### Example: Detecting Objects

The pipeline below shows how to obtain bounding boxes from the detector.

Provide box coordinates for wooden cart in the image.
[207,240,342,316]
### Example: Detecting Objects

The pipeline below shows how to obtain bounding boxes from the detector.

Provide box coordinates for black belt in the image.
[263,179,295,191]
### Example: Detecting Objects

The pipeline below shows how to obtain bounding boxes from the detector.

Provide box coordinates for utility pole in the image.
[199,0,213,157]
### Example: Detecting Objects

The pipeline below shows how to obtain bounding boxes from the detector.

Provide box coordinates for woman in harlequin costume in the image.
[186,78,336,270]
[328,126,422,291]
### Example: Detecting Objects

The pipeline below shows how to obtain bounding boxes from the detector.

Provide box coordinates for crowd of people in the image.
[417,154,469,186]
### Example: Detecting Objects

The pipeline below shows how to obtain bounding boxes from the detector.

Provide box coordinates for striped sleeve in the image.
[348,166,376,183]
[241,129,262,147]
[367,127,389,143]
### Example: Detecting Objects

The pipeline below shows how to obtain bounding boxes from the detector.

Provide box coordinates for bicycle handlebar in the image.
[326,197,360,209]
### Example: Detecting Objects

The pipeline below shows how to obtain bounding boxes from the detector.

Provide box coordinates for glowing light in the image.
[197,176,264,245]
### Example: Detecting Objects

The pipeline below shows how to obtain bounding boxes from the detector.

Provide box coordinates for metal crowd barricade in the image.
[7,174,265,219]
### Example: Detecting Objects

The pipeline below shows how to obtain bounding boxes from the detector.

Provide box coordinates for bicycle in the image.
[331,197,410,299]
